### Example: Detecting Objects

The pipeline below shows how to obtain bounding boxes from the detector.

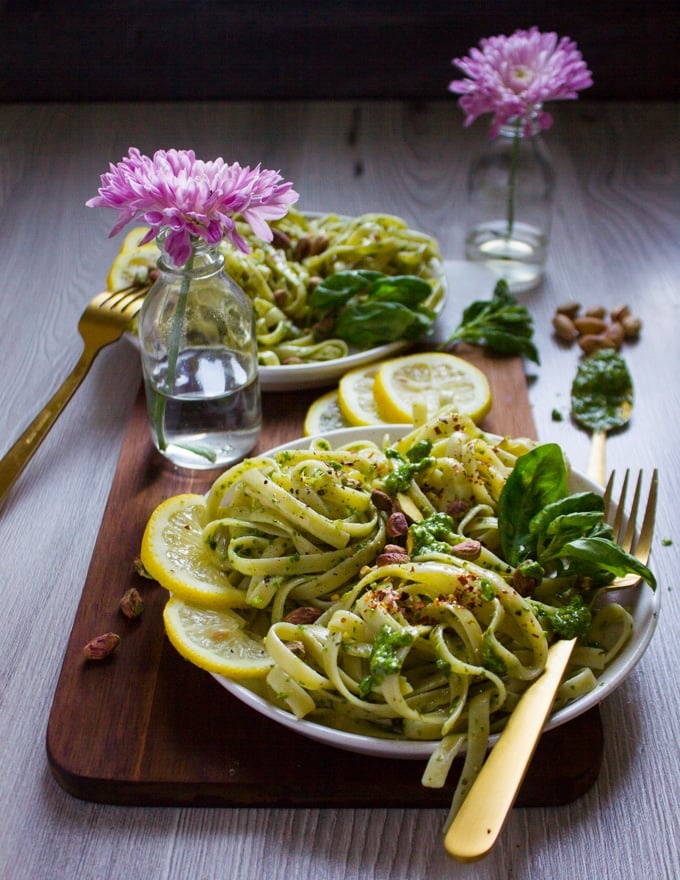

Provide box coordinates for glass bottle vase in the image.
[464,119,556,292]
[138,231,262,469]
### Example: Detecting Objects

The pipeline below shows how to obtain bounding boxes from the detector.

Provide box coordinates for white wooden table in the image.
[0,101,678,880]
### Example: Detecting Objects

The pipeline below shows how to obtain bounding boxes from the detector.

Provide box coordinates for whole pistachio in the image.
[621,314,642,338]
[377,545,411,566]
[386,511,409,539]
[451,539,482,560]
[446,499,471,519]
[552,312,578,342]
[119,587,144,619]
[610,304,630,322]
[573,315,607,336]
[371,488,394,513]
[283,606,323,625]
[605,321,625,349]
[555,300,581,319]
[293,235,312,261]
[132,557,153,579]
[271,227,292,249]
[83,632,121,660]
[309,232,330,256]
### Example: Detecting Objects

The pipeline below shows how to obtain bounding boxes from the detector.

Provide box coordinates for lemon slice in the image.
[303,390,352,435]
[337,364,387,426]
[163,596,274,678]
[373,352,492,424]
[140,493,249,609]
[120,225,153,253]
[106,243,158,291]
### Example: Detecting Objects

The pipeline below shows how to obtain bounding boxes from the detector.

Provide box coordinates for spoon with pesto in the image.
[571,349,634,485]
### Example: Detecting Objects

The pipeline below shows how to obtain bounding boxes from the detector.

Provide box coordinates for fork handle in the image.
[444,638,577,862]
[0,348,94,505]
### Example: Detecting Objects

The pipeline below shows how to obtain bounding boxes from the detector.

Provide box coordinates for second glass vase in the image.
[138,231,262,470]
[464,119,556,292]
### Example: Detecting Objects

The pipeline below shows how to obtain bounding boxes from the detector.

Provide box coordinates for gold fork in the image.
[602,468,658,588]
[444,468,658,863]
[0,287,147,506]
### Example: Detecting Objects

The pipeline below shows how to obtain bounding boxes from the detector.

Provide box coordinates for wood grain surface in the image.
[45,355,603,808]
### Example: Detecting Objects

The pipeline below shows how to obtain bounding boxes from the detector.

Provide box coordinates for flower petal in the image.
[87,147,299,262]
[449,26,592,133]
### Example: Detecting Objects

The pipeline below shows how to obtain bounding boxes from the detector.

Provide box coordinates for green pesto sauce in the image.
[359,625,415,697]
[479,579,495,602]
[409,512,455,556]
[571,349,633,432]
[482,634,507,675]
[370,626,415,678]
[383,441,434,494]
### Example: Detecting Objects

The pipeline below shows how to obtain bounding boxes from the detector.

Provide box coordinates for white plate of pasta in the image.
[207,418,659,764]
[122,209,448,390]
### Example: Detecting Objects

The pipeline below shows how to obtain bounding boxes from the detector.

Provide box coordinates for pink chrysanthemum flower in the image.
[449,27,592,137]
[87,148,299,266]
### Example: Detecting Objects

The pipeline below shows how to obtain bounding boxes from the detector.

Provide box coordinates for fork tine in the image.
[88,290,117,309]
[610,468,630,548]
[620,471,644,554]
[117,288,147,315]
[602,468,657,590]
[633,469,658,565]
[602,470,616,521]
[95,286,146,310]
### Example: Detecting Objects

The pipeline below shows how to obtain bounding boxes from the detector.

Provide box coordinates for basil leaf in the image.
[562,536,656,589]
[536,511,608,562]
[481,327,540,362]
[309,269,437,347]
[402,309,435,340]
[309,270,381,314]
[499,443,657,592]
[369,275,433,307]
[442,279,540,364]
[333,301,421,347]
[498,444,568,565]
[530,492,604,537]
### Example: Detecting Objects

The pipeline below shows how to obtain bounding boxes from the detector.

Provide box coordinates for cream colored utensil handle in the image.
[444,637,577,863]
[587,427,607,486]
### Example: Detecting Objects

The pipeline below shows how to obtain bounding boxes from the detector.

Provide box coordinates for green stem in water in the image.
[506,119,522,239]
[154,254,193,451]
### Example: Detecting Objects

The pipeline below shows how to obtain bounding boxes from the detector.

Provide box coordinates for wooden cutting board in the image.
[46,348,604,807]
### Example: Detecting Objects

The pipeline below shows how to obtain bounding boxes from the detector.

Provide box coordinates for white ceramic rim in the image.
[259,338,410,391]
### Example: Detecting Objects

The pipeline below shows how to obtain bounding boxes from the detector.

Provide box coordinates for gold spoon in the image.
[572,350,633,486]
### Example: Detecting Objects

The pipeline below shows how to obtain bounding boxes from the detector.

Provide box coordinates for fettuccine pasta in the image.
[220,209,445,365]
[201,409,636,821]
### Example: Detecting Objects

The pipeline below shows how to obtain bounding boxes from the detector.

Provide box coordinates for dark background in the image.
[0,1,677,101]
